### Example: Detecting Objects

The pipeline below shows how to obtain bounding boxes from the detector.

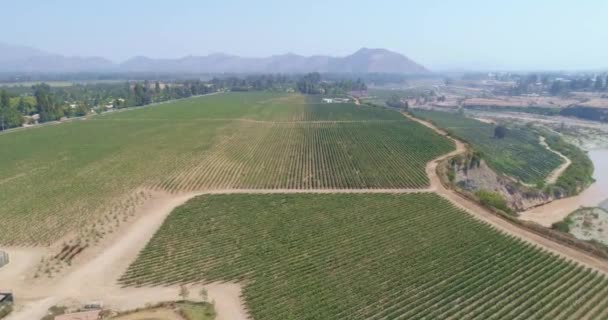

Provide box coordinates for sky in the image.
[2,0,607,71]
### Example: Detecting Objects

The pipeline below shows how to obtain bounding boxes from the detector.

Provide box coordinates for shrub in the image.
[475,190,512,214]
[552,218,572,233]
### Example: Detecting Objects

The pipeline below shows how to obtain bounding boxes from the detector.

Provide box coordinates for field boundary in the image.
[91,118,405,124]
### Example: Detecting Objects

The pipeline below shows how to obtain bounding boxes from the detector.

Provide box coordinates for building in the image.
[322,98,351,104]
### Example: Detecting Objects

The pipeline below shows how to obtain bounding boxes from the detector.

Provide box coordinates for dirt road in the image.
[539,136,572,184]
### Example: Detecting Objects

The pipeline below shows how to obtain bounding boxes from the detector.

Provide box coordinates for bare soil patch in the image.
[539,136,572,184]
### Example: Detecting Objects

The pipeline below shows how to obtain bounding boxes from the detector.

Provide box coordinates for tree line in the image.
[0,73,370,131]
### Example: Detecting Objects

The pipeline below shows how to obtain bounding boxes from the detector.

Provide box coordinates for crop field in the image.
[0,93,452,245]
[120,193,608,320]
[412,110,563,184]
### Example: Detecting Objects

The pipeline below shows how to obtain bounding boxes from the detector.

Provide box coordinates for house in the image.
[54,310,101,320]
[332,98,351,103]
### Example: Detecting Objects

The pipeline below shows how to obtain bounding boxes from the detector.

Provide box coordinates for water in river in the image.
[520,149,608,226]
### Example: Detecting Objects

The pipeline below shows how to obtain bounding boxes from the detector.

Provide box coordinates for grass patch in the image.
[177,302,215,320]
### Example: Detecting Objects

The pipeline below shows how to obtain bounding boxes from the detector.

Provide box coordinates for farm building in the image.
[322,98,351,104]
[54,310,101,320]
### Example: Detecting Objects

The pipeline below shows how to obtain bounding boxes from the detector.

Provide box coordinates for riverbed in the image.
[520,149,608,227]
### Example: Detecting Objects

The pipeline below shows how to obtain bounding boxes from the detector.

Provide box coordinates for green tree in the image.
[0,90,23,130]
[494,125,507,139]
[594,76,604,91]
[179,285,190,300]
[386,94,407,109]
[0,90,10,130]
[199,288,209,302]
[155,81,161,94]
[33,83,61,122]
[17,97,35,115]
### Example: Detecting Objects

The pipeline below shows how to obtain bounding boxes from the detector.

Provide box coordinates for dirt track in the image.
[1,111,607,320]
[539,136,572,184]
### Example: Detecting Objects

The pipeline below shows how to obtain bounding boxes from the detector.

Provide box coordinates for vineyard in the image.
[120,193,608,320]
[103,92,406,122]
[412,110,563,184]
[0,93,452,245]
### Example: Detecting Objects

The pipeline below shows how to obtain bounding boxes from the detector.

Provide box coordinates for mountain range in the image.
[0,43,429,74]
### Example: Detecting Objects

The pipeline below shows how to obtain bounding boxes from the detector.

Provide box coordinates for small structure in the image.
[322,98,351,104]
[333,98,351,103]
[54,310,101,320]
[0,292,13,304]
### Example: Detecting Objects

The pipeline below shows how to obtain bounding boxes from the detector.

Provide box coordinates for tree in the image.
[386,94,407,109]
[17,97,35,115]
[0,90,9,131]
[33,83,61,122]
[594,76,604,91]
[199,288,209,302]
[0,90,23,130]
[550,81,565,96]
[155,81,161,94]
[494,125,507,139]
[179,285,190,300]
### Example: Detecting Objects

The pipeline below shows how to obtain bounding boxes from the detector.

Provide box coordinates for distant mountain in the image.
[0,43,49,62]
[328,48,428,74]
[0,43,114,73]
[0,43,429,74]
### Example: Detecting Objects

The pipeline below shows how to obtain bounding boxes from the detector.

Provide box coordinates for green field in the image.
[412,110,563,184]
[0,92,452,245]
[120,193,608,320]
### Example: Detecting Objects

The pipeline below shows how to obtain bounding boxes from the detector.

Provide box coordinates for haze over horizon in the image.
[2,0,608,71]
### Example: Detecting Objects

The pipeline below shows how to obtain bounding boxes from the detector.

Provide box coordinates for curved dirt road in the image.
[539,136,572,184]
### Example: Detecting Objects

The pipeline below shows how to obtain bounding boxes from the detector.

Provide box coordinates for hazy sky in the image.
[2,0,607,71]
